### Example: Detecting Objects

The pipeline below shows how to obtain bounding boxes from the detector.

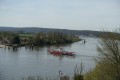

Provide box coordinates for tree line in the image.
[0,32,80,46]
[22,32,80,46]
[0,32,20,44]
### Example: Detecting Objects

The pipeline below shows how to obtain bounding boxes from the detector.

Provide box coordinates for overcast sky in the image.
[0,0,120,31]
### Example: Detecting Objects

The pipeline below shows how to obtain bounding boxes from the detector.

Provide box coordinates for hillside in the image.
[0,27,102,37]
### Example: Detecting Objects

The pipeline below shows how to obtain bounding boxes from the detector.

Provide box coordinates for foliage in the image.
[11,35,21,44]
[73,63,84,80]
[0,31,20,44]
[0,31,80,45]
[27,32,80,46]
[84,30,120,80]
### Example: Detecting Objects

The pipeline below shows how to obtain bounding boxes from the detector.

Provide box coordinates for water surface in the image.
[0,37,99,80]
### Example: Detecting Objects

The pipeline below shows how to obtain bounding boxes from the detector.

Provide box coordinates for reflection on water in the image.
[0,37,99,80]
[25,46,45,52]
[7,46,19,52]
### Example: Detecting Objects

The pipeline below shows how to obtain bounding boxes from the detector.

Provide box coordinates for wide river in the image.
[0,37,99,80]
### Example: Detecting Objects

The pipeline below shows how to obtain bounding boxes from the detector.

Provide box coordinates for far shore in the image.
[0,44,5,48]
[0,44,15,48]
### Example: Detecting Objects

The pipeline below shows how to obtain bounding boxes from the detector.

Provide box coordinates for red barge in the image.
[47,48,75,56]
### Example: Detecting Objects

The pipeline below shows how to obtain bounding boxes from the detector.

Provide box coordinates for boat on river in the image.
[47,48,75,56]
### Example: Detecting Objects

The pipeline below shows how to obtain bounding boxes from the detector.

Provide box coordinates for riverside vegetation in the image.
[0,32,80,46]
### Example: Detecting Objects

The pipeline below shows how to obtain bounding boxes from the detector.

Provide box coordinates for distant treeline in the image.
[0,27,103,37]
[0,32,80,46]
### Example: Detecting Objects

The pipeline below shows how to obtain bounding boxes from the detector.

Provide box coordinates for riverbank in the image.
[0,40,80,48]
[0,44,5,48]
[0,32,81,47]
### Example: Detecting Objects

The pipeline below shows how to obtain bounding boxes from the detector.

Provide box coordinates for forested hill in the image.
[0,27,102,37]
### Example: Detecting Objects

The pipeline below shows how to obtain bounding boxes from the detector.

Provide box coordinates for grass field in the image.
[19,34,33,38]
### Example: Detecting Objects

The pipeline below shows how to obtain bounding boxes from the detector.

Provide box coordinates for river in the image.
[0,37,99,80]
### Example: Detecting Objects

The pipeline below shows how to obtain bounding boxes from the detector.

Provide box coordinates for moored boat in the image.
[47,48,75,56]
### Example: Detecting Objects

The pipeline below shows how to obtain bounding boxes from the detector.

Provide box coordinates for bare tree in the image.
[97,31,120,80]
[73,63,84,80]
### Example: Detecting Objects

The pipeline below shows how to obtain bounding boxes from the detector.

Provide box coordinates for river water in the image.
[0,37,99,80]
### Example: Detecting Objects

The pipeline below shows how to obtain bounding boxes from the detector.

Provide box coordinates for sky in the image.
[0,0,120,31]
